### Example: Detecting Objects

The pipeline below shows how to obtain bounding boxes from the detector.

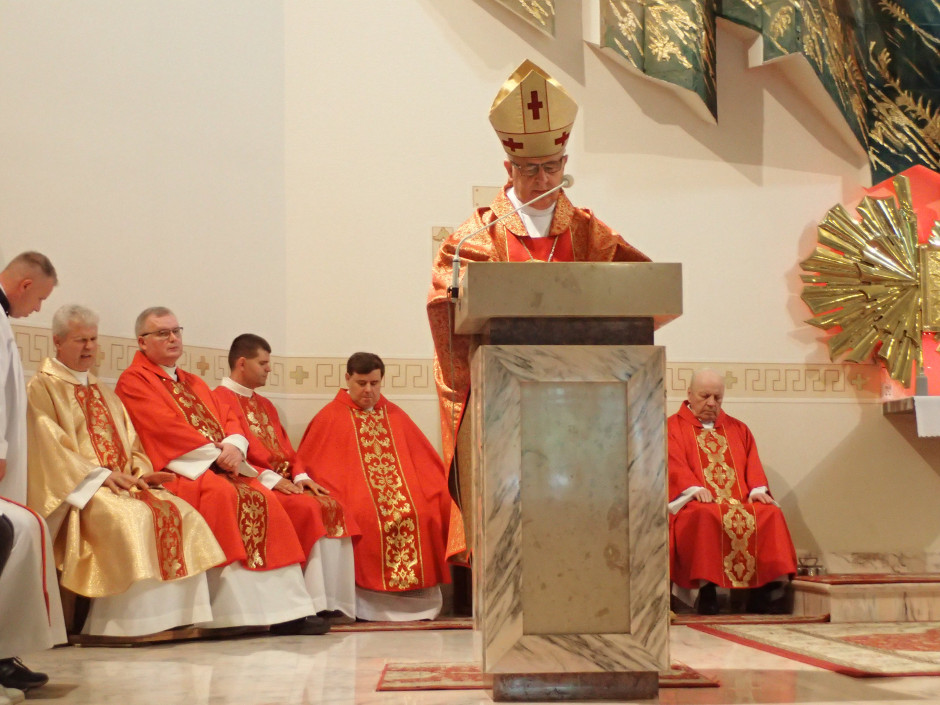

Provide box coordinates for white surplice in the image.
[0,301,66,656]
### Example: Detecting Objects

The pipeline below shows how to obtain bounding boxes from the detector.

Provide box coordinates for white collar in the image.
[506,187,556,238]
[52,357,89,385]
[220,376,253,398]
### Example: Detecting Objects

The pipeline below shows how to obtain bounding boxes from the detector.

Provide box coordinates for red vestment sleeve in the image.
[667,413,704,500]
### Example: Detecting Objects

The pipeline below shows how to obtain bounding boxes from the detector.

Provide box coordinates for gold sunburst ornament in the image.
[800,174,940,389]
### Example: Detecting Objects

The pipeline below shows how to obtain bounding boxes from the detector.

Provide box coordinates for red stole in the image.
[74,383,188,581]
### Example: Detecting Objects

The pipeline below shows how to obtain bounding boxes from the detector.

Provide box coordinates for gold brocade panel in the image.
[232,477,268,569]
[350,407,422,591]
[239,395,291,478]
[160,377,225,443]
[313,495,352,539]
[694,427,757,587]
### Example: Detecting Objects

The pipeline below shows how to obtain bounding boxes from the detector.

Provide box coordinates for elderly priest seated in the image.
[26,305,226,636]
[668,368,797,615]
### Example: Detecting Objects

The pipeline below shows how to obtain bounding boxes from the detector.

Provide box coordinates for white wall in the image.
[0,0,287,347]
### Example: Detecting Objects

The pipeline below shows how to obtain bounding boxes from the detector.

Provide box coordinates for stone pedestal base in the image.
[472,345,670,676]
[792,576,940,622]
[492,671,657,702]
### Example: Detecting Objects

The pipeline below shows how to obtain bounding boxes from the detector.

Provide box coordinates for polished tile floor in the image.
[20,624,940,704]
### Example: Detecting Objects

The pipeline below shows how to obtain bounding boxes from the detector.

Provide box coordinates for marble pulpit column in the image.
[457,263,681,702]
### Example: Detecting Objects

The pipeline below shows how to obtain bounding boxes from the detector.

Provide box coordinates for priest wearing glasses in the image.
[427,60,650,553]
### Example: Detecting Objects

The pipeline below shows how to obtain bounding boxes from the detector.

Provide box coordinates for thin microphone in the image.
[448,174,574,301]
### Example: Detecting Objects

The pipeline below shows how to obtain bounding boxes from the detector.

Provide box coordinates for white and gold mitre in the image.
[489,60,577,158]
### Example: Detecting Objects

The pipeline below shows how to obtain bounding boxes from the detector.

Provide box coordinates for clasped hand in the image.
[213,442,245,474]
[692,488,773,504]
[104,470,175,494]
[274,477,330,496]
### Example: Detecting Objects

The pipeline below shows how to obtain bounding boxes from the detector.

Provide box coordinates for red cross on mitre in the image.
[502,136,524,152]
[527,90,544,120]
[554,130,570,146]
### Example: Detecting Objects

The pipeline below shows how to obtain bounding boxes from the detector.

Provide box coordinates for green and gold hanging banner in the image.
[494,0,555,37]
[591,0,940,182]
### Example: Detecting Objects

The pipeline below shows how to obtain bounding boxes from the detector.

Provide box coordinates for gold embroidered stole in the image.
[159,376,268,569]
[240,395,348,539]
[231,479,268,568]
[312,495,350,539]
[74,383,187,580]
[238,395,291,478]
[350,406,422,589]
[694,426,756,587]
[160,377,225,443]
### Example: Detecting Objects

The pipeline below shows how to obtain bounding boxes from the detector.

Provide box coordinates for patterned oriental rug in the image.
[331,618,472,633]
[376,662,718,691]
[672,613,830,626]
[795,573,940,585]
[689,621,940,677]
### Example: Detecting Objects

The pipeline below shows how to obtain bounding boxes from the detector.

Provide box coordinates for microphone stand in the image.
[447,175,573,302]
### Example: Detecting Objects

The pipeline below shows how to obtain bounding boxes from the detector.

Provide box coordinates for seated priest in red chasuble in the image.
[115,307,329,635]
[26,305,225,637]
[668,368,798,615]
[294,352,465,621]
[427,60,649,551]
[212,333,359,622]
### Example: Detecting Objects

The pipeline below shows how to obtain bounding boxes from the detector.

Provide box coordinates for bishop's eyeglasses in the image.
[139,327,183,340]
[508,157,566,177]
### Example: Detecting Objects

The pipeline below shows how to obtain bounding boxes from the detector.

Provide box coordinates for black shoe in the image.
[696,582,719,615]
[317,609,355,625]
[0,657,49,691]
[270,615,330,636]
[745,583,774,614]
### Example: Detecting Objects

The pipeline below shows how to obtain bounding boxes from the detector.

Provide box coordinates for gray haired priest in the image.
[27,305,226,637]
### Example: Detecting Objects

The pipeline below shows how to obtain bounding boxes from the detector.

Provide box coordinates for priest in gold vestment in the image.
[27,305,225,636]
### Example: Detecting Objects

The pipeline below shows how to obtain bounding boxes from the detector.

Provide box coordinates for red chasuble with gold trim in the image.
[295,390,464,592]
[116,352,304,571]
[427,186,649,557]
[213,385,358,555]
[427,185,650,475]
[668,402,797,589]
